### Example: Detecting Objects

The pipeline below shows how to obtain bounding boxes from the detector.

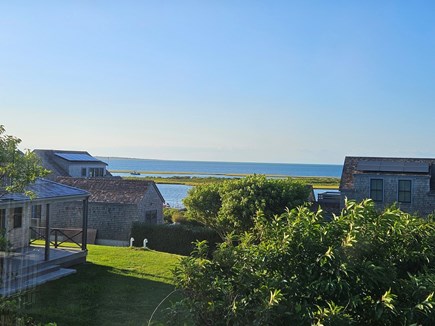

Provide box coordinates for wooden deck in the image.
[0,245,87,297]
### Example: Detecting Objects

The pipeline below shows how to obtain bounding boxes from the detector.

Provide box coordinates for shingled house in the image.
[0,178,90,296]
[0,178,89,250]
[53,178,164,246]
[340,156,435,216]
[33,150,110,180]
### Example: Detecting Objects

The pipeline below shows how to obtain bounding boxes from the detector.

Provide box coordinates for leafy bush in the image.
[163,207,191,224]
[0,297,56,325]
[131,223,222,256]
[183,174,310,237]
[171,210,187,224]
[163,207,174,224]
[173,199,435,325]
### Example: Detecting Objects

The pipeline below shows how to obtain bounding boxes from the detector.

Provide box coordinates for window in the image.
[145,210,157,224]
[89,168,104,177]
[398,180,412,203]
[32,204,42,219]
[0,209,5,230]
[13,207,23,228]
[370,179,383,202]
[81,168,87,177]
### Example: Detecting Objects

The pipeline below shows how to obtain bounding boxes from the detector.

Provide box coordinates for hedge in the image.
[130,222,222,256]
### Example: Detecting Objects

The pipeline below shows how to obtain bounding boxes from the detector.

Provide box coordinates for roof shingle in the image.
[56,177,164,205]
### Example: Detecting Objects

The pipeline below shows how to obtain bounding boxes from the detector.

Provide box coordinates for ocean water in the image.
[157,184,192,208]
[157,185,337,208]
[99,157,343,177]
[99,157,342,208]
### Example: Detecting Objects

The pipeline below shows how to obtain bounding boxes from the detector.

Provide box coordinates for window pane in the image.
[370,179,383,202]
[398,180,411,203]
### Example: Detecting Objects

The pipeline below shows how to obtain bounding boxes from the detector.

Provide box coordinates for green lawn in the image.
[23,245,183,326]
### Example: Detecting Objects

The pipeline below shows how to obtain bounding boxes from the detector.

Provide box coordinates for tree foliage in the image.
[0,125,49,193]
[173,200,435,325]
[183,175,310,237]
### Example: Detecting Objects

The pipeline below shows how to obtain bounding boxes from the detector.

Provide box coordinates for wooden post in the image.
[81,198,88,251]
[44,203,50,261]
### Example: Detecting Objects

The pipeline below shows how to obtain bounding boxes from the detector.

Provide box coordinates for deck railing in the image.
[30,227,83,249]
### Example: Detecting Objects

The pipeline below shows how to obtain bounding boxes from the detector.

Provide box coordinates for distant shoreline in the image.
[113,170,340,189]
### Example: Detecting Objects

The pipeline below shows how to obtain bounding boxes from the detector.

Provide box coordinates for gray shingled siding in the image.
[49,201,84,229]
[341,173,435,216]
[88,203,138,241]
[49,201,134,241]
[138,186,164,224]
[49,188,163,243]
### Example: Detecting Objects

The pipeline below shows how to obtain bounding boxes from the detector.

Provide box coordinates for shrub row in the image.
[130,222,222,256]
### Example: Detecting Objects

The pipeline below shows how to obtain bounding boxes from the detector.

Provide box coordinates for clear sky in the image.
[1,1,434,164]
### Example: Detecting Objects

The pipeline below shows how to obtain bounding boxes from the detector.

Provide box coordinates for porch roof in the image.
[0,178,89,204]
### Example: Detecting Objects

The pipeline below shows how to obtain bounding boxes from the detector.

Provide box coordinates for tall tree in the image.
[0,125,49,193]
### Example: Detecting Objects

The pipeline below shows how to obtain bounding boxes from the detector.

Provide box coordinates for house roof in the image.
[33,149,108,180]
[56,177,165,205]
[54,152,103,163]
[0,178,89,203]
[340,156,435,191]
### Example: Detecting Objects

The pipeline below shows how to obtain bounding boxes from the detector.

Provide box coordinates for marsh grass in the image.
[122,173,340,188]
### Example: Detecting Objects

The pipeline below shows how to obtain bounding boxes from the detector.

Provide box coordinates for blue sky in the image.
[1,1,435,164]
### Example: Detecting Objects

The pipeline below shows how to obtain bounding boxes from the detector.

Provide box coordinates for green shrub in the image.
[183,174,310,237]
[131,223,222,256]
[173,199,435,325]
[162,207,174,224]
[0,297,56,325]
[171,210,187,224]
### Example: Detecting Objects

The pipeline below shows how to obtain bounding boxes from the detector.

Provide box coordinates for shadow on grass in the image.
[22,262,183,326]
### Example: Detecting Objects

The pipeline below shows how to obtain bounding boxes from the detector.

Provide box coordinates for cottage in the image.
[54,177,165,246]
[33,149,109,180]
[340,156,435,216]
[0,178,90,296]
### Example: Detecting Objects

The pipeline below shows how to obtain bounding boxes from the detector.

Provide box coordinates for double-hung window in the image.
[398,180,412,203]
[370,179,383,202]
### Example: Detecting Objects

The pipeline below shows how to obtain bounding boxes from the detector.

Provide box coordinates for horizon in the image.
[96,155,344,166]
[2,1,435,163]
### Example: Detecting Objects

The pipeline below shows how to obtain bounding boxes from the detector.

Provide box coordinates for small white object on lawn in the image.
[130,237,134,247]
